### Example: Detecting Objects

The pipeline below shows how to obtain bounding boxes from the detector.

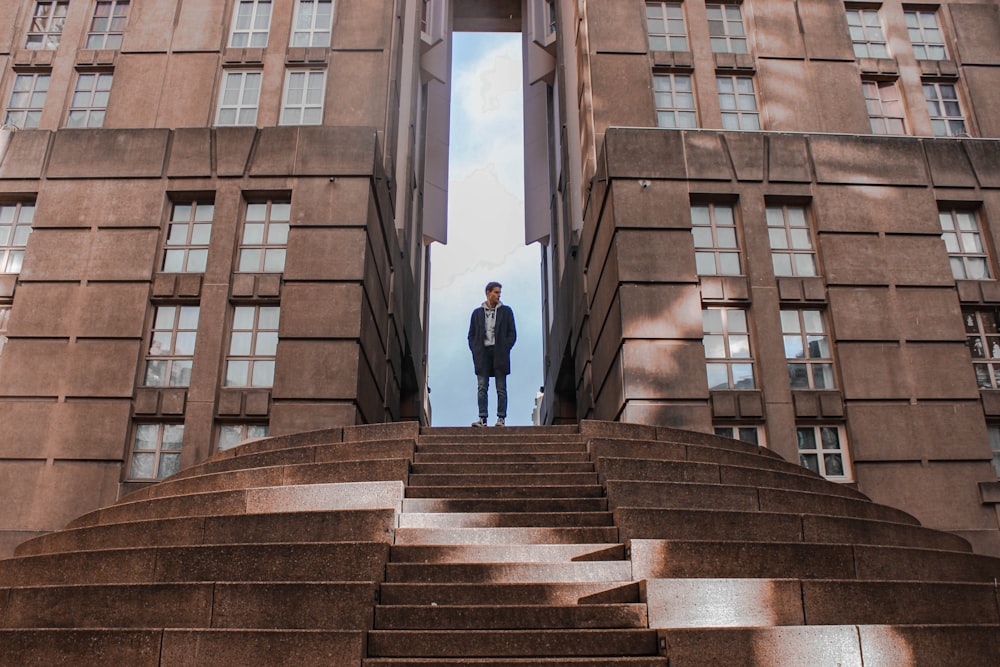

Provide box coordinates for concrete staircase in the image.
[1,420,998,665]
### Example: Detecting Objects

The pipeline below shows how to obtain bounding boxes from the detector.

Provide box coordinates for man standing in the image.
[468,281,517,427]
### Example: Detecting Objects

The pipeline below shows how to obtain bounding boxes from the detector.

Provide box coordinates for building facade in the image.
[0,0,999,559]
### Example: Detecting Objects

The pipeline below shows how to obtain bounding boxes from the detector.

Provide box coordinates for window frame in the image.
[85,0,129,50]
[702,307,756,390]
[691,202,741,276]
[646,1,688,52]
[705,3,748,54]
[0,201,35,274]
[905,9,947,61]
[66,70,113,128]
[229,0,273,48]
[924,81,968,137]
[237,199,291,273]
[142,305,200,388]
[653,72,697,129]
[290,0,334,48]
[216,70,262,127]
[25,1,69,50]
[963,310,1000,390]
[714,424,765,447]
[863,79,907,135]
[0,305,10,357]
[716,74,760,130]
[162,201,214,273]
[846,7,890,59]
[781,308,836,390]
[766,203,818,277]
[127,422,184,481]
[797,424,852,481]
[987,424,1000,477]
[940,208,991,280]
[5,72,50,130]
[224,304,280,388]
[280,68,327,126]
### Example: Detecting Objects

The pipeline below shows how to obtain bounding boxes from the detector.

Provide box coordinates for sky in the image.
[426,32,544,426]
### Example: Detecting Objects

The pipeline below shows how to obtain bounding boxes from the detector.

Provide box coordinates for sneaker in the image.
[494,417,505,427]
[472,417,487,427]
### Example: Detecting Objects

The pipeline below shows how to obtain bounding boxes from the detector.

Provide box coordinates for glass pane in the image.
[150,331,173,355]
[784,334,804,359]
[191,223,212,244]
[702,309,722,331]
[218,425,243,451]
[695,253,717,275]
[178,306,200,330]
[706,363,728,390]
[788,363,809,389]
[251,360,275,386]
[187,249,208,272]
[692,227,713,247]
[230,331,253,356]
[729,334,750,358]
[737,427,759,445]
[258,306,280,329]
[727,310,747,332]
[263,248,286,272]
[823,453,845,477]
[225,360,249,386]
[158,453,181,478]
[719,253,741,275]
[174,331,197,356]
[195,204,215,222]
[270,202,291,220]
[134,424,158,450]
[703,334,725,358]
[806,335,830,358]
[790,228,812,250]
[144,360,167,387]
[799,453,819,474]
[794,253,817,276]
[716,227,737,248]
[812,363,835,389]
[246,203,267,221]
[255,331,279,356]
[731,363,754,389]
[170,360,193,386]
[162,424,184,449]
[233,306,255,330]
[768,228,788,249]
[797,428,816,450]
[243,222,265,243]
[690,205,711,226]
[129,452,154,478]
[162,249,184,272]
[238,248,262,272]
[967,258,989,280]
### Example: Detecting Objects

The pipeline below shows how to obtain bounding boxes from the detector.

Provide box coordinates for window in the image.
[163,201,213,273]
[691,203,741,275]
[238,200,290,272]
[85,0,129,50]
[653,73,697,128]
[4,73,49,129]
[67,72,112,128]
[143,306,199,388]
[0,202,34,274]
[218,423,270,451]
[863,80,907,135]
[421,0,432,33]
[225,305,280,387]
[846,8,889,58]
[964,310,1000,389]
[781,309,835,390]
[766,204,817,277]
[906,10,947,60]
[717,75,759,130]
[545,0,557,34]
[988,425,1000,476]
[229,0,272,48]
[706,4,748,54]
[25,1,68,50]
[646,2,687,51]
[128,423,183,480]
[291,0,333,47]
[216,71,261,126]
[714,424,764,447]
[702,307,755,390]
[797,425,850,481]
[281,69,326,125]
[0,306,9,356]
[924,82,967,137]
[940,209,990,280]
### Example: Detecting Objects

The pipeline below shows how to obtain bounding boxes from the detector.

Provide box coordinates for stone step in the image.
[414,452,592,464]
[373,603,649,630]
[658,624,1000,666]
[378,582,642,606]
[388,543,626,563]
[408,473,600,487]
[614,508,972,551]
[363,659,667,667]
[15,509,396,556]
[366,629,660,658]
[416,443,589,455]
[417,431,583,443]
[405,485,605,499]
[0,629,366,665]
[0,543,389,586]
[401,497,608,513]
[393,526,620,545]
[397,512,614,528]
[588,438,807,476]
[0,581,376,629]
[630,539,1000,582]
[384,562,632,584]
[411,462,596,474]
[422,426,581,436]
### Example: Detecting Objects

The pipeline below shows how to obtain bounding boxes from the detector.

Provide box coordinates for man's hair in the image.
[485,281,502,294]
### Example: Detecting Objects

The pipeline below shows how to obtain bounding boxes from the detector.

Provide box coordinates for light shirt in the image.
[484,306,497,346]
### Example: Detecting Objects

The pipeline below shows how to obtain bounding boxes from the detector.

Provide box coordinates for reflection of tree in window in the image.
[965,310,1000,389]
[797,425,849,480]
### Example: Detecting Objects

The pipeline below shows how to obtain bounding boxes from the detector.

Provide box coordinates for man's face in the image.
[486,286,501,307]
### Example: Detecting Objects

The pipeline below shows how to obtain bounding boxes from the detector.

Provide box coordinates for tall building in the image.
[0,0,998,560]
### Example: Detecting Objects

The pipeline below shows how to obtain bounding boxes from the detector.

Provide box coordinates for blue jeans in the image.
[477,373,508,419]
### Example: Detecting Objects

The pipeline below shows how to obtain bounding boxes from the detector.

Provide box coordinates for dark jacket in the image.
[468,303,517,376]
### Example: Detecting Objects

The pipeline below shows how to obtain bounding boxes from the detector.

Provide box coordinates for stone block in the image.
[802,580,998,625]
[616,508,803,543]
[660,626,862,667]
[211,582,376,629]
[160,629,364,665]
[47,130,169,179]
[630,539,856,579]
[0,630,161,666]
